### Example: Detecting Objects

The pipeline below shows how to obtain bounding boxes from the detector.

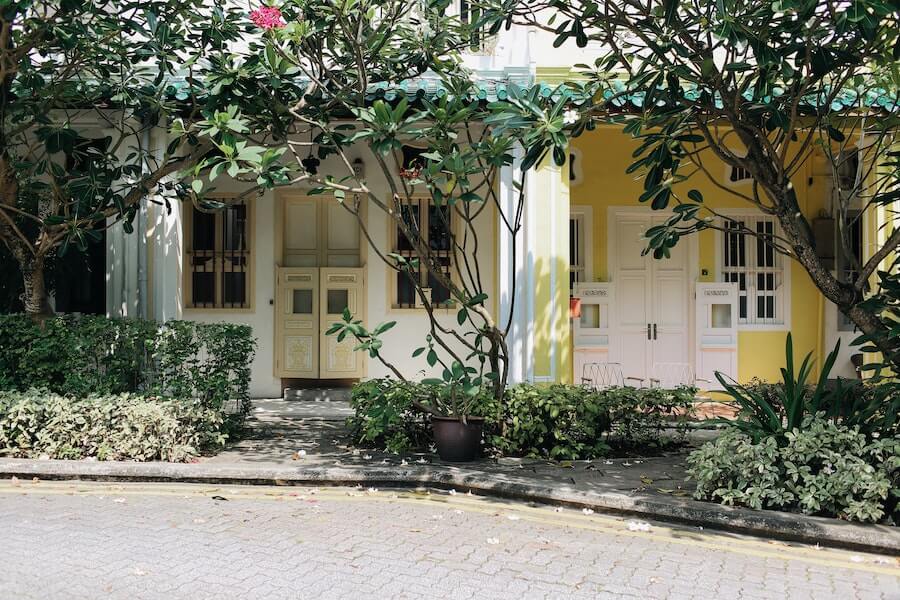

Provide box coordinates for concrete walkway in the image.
[206,398,703,502]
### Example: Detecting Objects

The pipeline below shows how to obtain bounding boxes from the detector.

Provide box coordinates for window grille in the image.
[186,200,251,309]
[392,199,453,308]
[729,165,752,183]
[721,216,784,326]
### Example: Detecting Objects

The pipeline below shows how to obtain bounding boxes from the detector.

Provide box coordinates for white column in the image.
[498,147,534,383]
[148,127,183,323]
[105,124,139,318]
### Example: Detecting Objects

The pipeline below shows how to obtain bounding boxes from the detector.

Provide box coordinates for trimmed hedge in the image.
[496,384,695,460]
[0,315,254,415]
[0,389,228,462]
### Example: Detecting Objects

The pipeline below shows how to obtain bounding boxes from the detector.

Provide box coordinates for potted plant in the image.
[423,363,493,462]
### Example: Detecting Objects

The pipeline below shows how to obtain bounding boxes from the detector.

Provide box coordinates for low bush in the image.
[720,335,898,442]
[493,385,611,460]
[497,385,695,459]
[0,389,228,462]
[348,379,497,454]
[349,379,695,459]
[348,379,434,453]
[687,415,899,523]
[0,315,255,417]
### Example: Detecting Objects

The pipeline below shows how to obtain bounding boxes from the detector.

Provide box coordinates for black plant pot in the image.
[431,416,484,462]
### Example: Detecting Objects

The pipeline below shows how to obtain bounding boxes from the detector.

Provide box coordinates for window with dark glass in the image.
[837,212,864,331]
[393,199,453,308]
[459,0,484,49]
[186,200,251,309]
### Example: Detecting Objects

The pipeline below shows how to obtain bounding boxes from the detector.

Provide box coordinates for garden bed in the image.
[0,315,255,462]
[347,379,698,460]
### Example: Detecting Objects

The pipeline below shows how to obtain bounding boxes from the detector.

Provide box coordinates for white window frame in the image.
[714,210,791,331]
[569,205,593,292]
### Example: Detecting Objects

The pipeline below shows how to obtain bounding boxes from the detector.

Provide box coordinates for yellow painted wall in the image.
[570,126,834,383]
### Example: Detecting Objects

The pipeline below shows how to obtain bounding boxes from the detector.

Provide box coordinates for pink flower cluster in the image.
[250,6,285,30]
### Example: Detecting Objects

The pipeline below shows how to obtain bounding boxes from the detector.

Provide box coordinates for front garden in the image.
[0,315,255,462]
[688,336,899,525]
[347,335,899,525]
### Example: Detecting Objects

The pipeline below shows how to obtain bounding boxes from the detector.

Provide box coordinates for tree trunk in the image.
[843,304,900,372]
[773,196,899,372]
[20,256,52,320]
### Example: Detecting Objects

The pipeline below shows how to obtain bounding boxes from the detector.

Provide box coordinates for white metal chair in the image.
[580,362,644,390]
[647,362,710,388]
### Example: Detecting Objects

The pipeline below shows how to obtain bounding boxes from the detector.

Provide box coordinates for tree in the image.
[487,0,900,374]
[186,1,568,408]
[0,0,252,317]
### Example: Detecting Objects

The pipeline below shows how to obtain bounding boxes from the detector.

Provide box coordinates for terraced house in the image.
[28,3,898,398]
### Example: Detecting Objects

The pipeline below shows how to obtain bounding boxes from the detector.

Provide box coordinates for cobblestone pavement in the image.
[1,479,897,600]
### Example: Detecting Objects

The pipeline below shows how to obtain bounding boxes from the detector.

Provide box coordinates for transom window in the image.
[392,198,454,309]
[721,216,785,327]
[185,199,252,309]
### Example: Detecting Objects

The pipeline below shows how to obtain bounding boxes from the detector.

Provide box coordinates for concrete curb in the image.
[1,457,897,556]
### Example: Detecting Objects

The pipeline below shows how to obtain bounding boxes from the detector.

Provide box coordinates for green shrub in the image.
[493,385,611,460]
[603,385,696,446]
[687,415,900,523]
[0,315,255,418]
[496,385,695,460]
[0,389,228,462]
[719,334,898,442]
[348,379,433,453]
[349,379,695,459]
[348,379,497,453]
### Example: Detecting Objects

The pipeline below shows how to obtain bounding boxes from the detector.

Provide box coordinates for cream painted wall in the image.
[147,144,495,398]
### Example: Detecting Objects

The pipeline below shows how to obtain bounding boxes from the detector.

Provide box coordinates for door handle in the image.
[647,324,651,340]
[653,323,657,340]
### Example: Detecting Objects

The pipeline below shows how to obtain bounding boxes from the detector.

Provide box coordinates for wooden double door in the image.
[274,193,366,379]
[275,267,366,379]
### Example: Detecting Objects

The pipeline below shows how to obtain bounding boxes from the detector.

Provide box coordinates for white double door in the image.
[613,212,691,383]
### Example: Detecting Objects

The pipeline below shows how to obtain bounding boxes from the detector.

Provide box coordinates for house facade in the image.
[96,18,887,398]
